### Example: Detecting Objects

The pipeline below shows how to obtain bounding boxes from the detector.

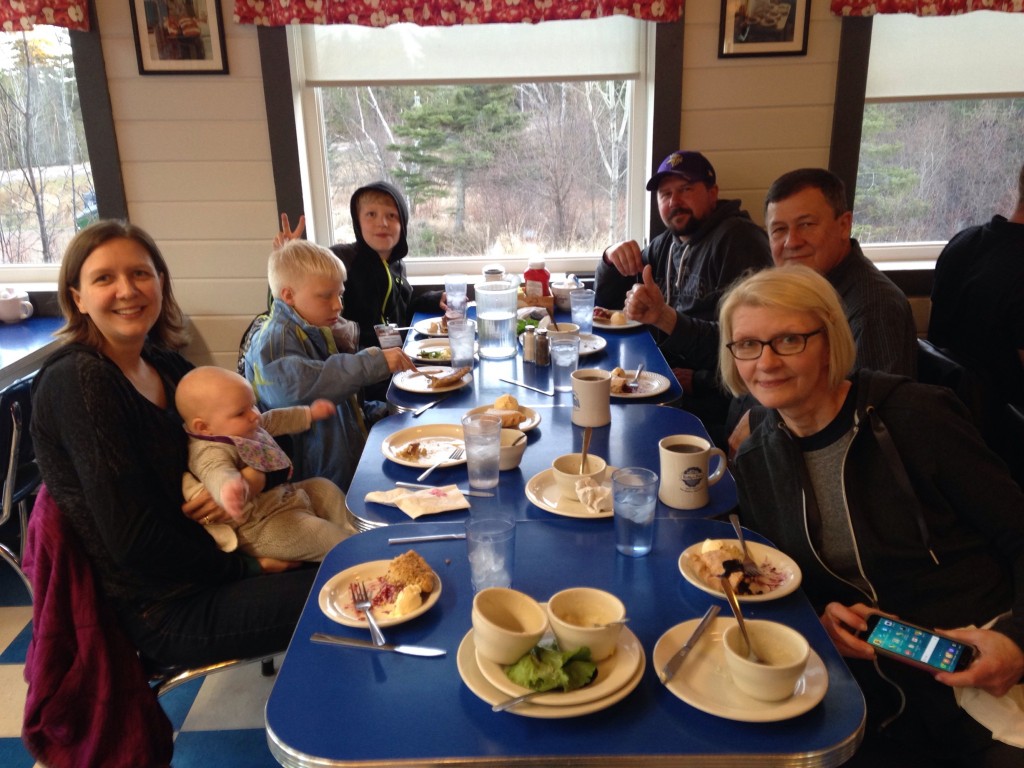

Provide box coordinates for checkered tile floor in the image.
[0,562,283,767]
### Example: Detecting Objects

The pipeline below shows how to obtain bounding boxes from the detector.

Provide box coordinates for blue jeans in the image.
[119,567,317,668]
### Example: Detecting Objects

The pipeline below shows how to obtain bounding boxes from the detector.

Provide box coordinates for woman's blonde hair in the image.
[57,220,189,349]
[268,240,346,299]
[718,265,856,396]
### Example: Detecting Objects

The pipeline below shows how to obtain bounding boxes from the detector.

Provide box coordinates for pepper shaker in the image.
[535,327,550,366]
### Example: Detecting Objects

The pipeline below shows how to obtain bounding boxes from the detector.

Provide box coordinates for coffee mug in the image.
[0,296,33,324]
[571,368,611,427]
[657,435,726,509]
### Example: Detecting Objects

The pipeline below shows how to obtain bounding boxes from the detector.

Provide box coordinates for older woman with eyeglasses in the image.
[720,265,1024,767]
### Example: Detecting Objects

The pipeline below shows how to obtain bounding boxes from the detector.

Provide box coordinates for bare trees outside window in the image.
[0,27,92,266]
[319,81,631,260]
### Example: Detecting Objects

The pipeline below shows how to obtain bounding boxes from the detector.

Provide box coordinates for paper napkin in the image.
[365,485,470,519]
[575,478,612,515]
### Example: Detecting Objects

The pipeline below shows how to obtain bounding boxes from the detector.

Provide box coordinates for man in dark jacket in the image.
[597,150,771,445]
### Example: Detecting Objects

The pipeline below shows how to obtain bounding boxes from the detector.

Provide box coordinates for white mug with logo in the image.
[657,434,727,509]
[0,290,33,324]
[570,368,611,427]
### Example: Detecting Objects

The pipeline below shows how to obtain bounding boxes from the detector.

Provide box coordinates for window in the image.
[288,17,653,276]
[0,26,93,268]
[852,12,1024,262]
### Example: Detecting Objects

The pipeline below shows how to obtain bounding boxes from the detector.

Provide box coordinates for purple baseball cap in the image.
[646,151,717,192]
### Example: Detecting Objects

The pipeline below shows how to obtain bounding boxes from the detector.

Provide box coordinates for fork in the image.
[417,446,465,482]
[351,581,386,646]
[729,513,761,578]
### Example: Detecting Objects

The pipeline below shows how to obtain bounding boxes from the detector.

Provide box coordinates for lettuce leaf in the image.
[504,645,597,692]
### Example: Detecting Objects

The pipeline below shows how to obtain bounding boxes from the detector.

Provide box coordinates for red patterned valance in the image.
[831,0,1023,15]
[0,0,89,32]
[235,0,682,27]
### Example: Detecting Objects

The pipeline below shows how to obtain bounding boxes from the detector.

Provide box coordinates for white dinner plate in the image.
[406,338,454,365]
[524,467,618,519]
[610,370,671,399]
[413,316,448,337]
[476,625,642,707]
[464,404,542,432]
[458,629,645,718]
[380,424,467,468]
[678,540,802,602]
[592,312,642,331]
[318,559,442,628]
[393,367,472,394]
[654,617,828,722]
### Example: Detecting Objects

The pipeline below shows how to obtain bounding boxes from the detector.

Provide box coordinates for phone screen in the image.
[864,616,969,673]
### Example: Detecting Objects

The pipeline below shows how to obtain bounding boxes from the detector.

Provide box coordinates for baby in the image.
[176,366,355,562]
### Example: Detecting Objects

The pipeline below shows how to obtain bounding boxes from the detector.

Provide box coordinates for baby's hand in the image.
[221,476,249,520]
[309,399,335,421]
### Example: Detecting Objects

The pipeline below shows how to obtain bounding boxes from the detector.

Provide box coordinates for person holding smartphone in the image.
[719,266,1024,767]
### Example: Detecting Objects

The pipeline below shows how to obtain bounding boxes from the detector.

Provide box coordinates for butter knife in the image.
[311,632,446,657]
[412,389,458,417]
[658,604,720,683]
[396,481,494,497]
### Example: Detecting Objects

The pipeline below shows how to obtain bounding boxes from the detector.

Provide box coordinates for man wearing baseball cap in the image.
[594,150,770,446]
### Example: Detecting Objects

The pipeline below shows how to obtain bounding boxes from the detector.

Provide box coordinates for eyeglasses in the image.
[726,328,825,360]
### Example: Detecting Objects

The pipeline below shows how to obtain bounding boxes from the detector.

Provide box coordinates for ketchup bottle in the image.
[523,257,551,297]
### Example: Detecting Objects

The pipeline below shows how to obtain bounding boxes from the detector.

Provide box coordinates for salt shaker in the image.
[522,325,536,363]
[534,327,550,366]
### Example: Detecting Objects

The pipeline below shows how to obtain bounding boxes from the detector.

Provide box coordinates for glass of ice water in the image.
[612,467,659,557]
[466,515,515,591]
[550,336,580,392]
[461,413,502,489]
[447,319,476,369]
[570,288,596,335]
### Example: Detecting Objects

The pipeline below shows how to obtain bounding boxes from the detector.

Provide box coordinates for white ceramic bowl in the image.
[722,620,809,702]
[471,587,548,665]
[550,282,579,311]
[499,429,527,471]
[547,321,580,340]
[547,587,626,661]
[551,453,607,500]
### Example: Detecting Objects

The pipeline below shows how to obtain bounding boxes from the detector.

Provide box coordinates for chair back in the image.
[916,339,991,431]
[237,312,269,375]
[0,376,40,594]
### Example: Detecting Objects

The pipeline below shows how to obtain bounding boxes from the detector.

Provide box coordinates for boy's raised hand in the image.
[273,212,305,249]
[382,347,417,373]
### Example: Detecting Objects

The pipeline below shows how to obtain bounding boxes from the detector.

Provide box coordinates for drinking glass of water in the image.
[447,319,476,369]
[550,336,580,392]
[466,514,515,591]
[570,288,596,335]
[461,414,502,488]
[612,467,658,557]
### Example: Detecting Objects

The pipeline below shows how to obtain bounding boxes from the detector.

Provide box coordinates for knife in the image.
[396,481,494,497]
[311,632,446,657]
[658,604,720,683]
[498,378,554,397]
[388,532,467,544]
[412,389,458,416]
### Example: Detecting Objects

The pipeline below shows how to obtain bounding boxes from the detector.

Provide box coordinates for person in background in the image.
[31,220,315,669]
[596,150,772,446]
[726,168,919,456]
[929,162,1024,410]
[720,265,1024,767]
[177,366,356,562]
[242,239,414,491]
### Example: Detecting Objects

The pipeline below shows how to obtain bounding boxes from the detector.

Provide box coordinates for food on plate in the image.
[427,366,471,388]
[687,539,786,596]
[575,477,612,513]
[505,645,597,692]
[609,368,638,394]
[609,311,628,326]
[418,346,452,361]
[350,550,436,619]
[593,306,614,321]
[395,441,427,461]
[594,307,627,325]
[427,317,449,335]
[486,394,525,427]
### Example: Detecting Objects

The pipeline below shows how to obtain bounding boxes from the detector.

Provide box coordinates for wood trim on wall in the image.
[650,17,684,239]
[829,16,873,211]
[259,26,304,226]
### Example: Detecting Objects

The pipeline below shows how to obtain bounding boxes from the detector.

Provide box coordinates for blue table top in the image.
[265,517,864,767]
[347,402,738,529]
[0,315,60,389]
[387,310,683,411]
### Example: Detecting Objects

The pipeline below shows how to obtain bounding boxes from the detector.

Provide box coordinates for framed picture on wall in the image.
[719,0,810,59]
[130,0,229,75]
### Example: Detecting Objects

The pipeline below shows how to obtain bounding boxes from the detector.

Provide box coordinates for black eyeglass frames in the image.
[726,328,825,360]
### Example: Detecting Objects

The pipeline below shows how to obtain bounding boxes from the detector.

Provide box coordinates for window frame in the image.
[261,19,684,279]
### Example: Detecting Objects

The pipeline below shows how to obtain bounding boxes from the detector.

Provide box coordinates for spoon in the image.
[719,575,763,664]
[492,689,548,712]
[579,426,593,474]
[512,432,528,447]
[592,618,630,628]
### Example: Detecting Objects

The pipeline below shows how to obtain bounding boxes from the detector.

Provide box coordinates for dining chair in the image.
[236,312,269,375]
[0,375,41,597]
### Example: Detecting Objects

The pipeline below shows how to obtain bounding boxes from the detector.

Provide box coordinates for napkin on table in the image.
[575,478,612,515]
[365,485,470,519]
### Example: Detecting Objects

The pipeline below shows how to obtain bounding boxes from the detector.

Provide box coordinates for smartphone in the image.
[860,614,975,674]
